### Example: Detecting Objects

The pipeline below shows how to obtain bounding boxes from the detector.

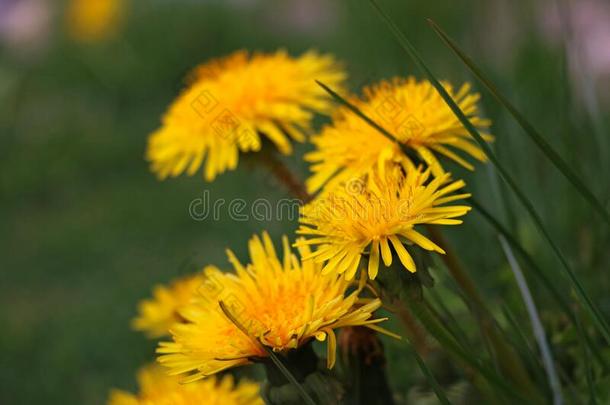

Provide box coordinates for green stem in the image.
[252,145,311,202]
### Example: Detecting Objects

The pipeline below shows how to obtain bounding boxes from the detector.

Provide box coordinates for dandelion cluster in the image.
[112,45,494,403]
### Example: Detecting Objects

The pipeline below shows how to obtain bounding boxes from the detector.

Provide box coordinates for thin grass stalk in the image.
[314,81,420,162]
[427,18,610,225]
[262,348,319,405]
[575,312,598,405]
[501,306,550,389]
[406,298,535,403]
[397,305,429,355]
[500,236,563,405]
[405,340,452,405]
[426,226,542,401]
[471,197,608,371]
[484,160,517,234]
[424,297,470,353]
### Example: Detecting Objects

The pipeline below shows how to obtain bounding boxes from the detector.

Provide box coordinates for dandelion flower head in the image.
[306,77,491,194]
[107,363,262,405]
[132,272,207,338]
[297,166,471,280]
[147,50,346,182]
[157,232,391,382]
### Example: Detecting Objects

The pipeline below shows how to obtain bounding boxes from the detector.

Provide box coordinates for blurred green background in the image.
[1,0,609,403]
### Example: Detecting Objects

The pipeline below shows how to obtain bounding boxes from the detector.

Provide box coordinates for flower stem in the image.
[396,305,429,355]
[263,343,319,386]
[339,326,395,405]
[252,146,311,203]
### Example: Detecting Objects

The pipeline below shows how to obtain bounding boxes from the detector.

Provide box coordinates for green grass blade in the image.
[315,80,420,162]
[501,306,547,383]
[368,0,610,346]
[499,236,563,405]
[427,19,610,226]
[471,197,608,370]
[219,302,317,405]
[575,313,598,405]
[262,347,318,405]
[470,198,568,313]
[406,340,452,405]
[315,81,392,142]
[408,299,533,402]
[426,291,471,350]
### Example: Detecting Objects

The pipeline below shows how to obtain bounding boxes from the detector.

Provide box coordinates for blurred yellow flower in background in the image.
[306,77,491,194]
[66,0,124,42]
[296,166,471,280]
[147,50,345,182]
[157,232,392,382]
[107,363,262,405]
[132,272,208,338]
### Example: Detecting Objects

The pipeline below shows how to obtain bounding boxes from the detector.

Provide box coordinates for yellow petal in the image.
[402,229,445,254]
[326,329,337,369]
[389,235,416,272]
[380,237,393,267]
[368,240,380,279]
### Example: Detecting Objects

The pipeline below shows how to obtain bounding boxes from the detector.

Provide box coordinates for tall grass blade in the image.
[315,80,420,162]
[470,198,567,312]
[316,81,390,141]
[471,197,607,370]
[427,291,470,350]
[427,19,610,225]
[368,0,610,346]
[406,340,452,405]
[575,313,598,405]
[501,306,548,385]
[262,347,318,405]
[500,236,563,405]
[408,299,533,403]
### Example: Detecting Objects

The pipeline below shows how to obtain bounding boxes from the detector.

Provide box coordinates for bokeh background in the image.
[1,0,609,403]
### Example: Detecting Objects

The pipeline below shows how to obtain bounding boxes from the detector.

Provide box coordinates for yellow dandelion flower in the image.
[66,0,123,42]
[147,50,346,182]
[296,166,471,280]
[132,272,210,338]
[108,363,262,405]
[306,77,492,194]
[157,232,393,382]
